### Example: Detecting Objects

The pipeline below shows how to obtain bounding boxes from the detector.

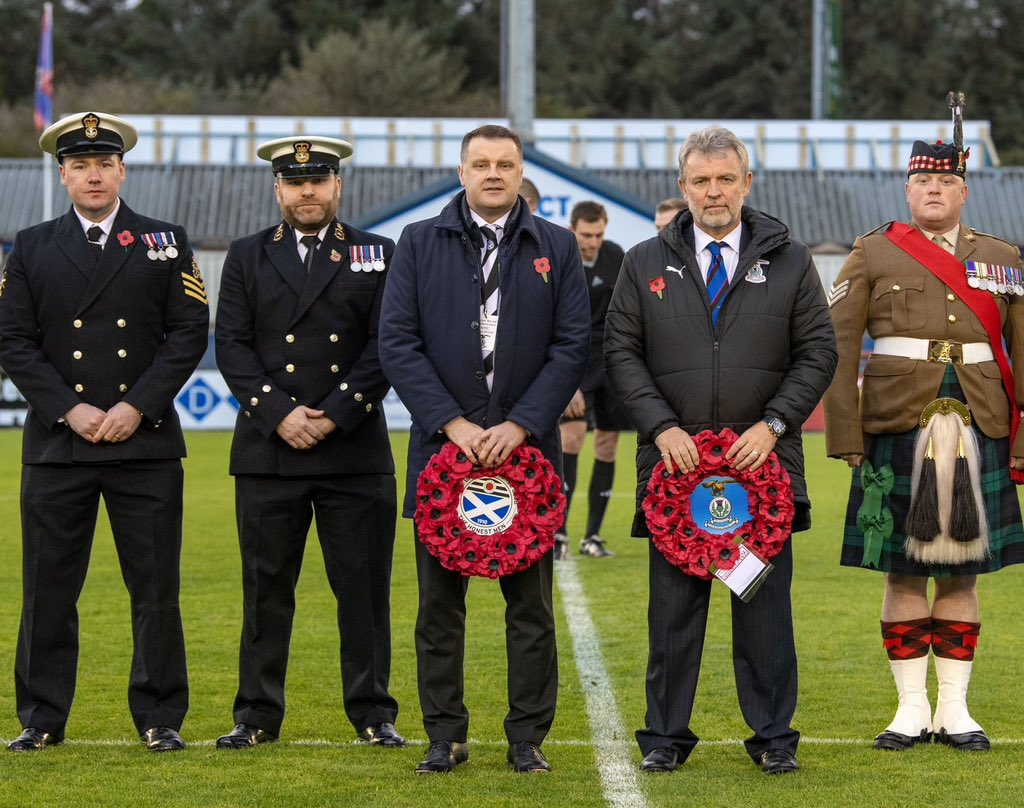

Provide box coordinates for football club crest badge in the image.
[744,259,768,284]
[458,477,518,536]
[691,476,752,534]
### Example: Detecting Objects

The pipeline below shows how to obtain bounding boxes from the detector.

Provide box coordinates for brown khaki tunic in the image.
[823,221,1024,457]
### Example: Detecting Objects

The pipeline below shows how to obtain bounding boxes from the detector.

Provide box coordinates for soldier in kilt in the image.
[824,126,1024,753]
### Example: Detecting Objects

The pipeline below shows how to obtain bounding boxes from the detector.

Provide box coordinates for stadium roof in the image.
[3,159,1024,249]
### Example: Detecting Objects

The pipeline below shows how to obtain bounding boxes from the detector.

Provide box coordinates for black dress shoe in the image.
[216,723,277,749]
[874,728,931,751]
[936,728,991,751]
[357,721,406,748]
[760,748,799,774]
[141,726,185,752]
[507,741,551,773]
[640,747,679,773]
[8,727,62,752]
[415,740,469,774]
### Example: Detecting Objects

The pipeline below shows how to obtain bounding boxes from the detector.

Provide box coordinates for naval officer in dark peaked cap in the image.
[0,112,209,752]
[213,136,404,750]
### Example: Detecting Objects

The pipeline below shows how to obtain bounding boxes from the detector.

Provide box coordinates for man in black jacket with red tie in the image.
[0,111,209,752]
[213,136,403,750]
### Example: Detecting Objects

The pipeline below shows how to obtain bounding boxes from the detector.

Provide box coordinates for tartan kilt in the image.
[840,366,1024,576]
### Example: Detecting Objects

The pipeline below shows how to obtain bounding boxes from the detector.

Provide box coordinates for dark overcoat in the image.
[379,192,591,515]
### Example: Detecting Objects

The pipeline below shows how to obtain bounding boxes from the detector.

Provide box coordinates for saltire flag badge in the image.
[459,478,518,535]
[349,245,386,273]
[414,443,566,579]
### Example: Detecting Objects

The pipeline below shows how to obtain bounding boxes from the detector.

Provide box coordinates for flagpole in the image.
[41,152,52,222]
[36,2,54,222]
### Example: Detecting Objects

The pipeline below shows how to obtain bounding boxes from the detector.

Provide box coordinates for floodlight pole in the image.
[501,0,536,145]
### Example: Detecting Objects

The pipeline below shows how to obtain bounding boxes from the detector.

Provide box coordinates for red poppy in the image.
[649,276,666,299]
[534,257,551,283]
[642,428,793,581]
[116,230,135,247]
[414,442,565,578]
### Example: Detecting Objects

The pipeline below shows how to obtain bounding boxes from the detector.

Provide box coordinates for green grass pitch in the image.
[0,430,1020,807]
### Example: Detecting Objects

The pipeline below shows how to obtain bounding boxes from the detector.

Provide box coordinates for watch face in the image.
[766,417,785,437]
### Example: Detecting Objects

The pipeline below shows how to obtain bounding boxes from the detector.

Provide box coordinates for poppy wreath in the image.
[414,442,566,579]
[642,428,795,580]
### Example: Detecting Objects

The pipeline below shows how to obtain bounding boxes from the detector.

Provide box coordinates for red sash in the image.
[885,222,1023,482]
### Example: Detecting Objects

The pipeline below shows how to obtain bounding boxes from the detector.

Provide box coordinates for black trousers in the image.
[636,540,799,763]
[231,474,398,737]
[413,534,557,744]
[16,461,188,737]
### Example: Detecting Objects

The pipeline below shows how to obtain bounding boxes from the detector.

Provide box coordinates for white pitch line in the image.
[556,556,650,808]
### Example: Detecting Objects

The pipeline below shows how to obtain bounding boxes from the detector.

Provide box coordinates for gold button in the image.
[354,393,364,402]
[948,314,957,323]
[365,403,372,412]
[285,334,295,343]
[262,385,272,393]
[286,364,295,373]
[117,318,126,328]
[947,294,956,302]
[340,383,349,391]
[74,384,84,392]
[892,284,901,292]
[330,334,339,343]
[117,349,127,358]
[73,350,82,359]
[119,384,128,393]
[330,364,339,373]
[244,410,251,418]
[250,397,259,406]
[73,319,83,328]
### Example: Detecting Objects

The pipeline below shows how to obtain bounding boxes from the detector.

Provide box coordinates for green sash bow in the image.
[856,461,894,569]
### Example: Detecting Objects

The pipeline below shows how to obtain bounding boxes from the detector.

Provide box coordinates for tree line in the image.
[2,0,1023,163]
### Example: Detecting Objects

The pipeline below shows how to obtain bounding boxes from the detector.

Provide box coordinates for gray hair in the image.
[677,126,750,181]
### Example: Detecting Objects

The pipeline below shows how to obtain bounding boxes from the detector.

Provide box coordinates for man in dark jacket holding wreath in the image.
[379,124,589,775]
[605,126,836,775]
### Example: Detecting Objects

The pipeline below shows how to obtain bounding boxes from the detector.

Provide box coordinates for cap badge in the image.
[83,113,100,140]
[294,142,311,164]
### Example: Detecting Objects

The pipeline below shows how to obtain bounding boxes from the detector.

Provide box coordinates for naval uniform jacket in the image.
[823,222,1024,458]
[379,192,591,515]
[215,220,395,477]
[0,203,209,463]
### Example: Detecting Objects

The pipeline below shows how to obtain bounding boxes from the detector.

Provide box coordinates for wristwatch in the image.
[763,415,787,438]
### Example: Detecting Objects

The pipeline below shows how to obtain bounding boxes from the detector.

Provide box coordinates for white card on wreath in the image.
[711,542,773,603]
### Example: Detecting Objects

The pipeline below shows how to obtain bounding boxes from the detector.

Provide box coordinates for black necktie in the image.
[87,225,103,263]
[300,234,320,274]
[479,225,501,384]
